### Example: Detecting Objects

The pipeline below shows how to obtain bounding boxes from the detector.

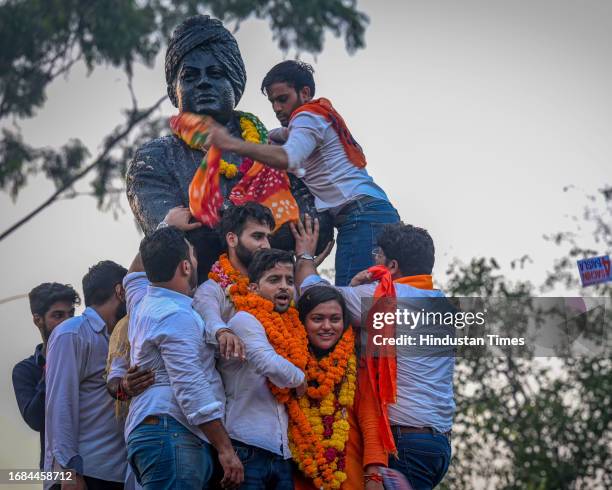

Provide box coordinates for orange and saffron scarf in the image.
[170,112,299,230]
[365,265,434,455]
[290,98,367,169]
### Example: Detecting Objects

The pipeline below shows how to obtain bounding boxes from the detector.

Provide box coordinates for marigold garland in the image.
[208,253,249,298]
[218,113,263,178]
[212,256,357,489]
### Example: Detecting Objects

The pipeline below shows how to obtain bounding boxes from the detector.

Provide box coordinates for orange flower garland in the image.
[208,253,249,297]
[213,255,357,489]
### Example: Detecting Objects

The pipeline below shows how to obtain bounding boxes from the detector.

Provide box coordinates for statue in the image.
[126,15,332,281]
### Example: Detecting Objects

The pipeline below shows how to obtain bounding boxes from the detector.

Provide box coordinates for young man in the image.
[124,226,242,489]
[292,217,455,490]
[45,262,129,490]
[12,283,80,470]
[206,60,400,286]
[218,248,306,488]
[190,202,275,358]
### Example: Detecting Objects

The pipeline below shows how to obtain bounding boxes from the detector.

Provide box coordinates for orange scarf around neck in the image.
[365,266,434,455]
[290,98,367,169]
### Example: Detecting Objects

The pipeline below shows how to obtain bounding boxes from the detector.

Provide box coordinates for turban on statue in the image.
[165,15,247,106]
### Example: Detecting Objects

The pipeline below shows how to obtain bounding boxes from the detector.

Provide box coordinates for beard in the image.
[235,241,255,268]
[114,301,127,324]
[40,322,52,344]
[274,303,290,313]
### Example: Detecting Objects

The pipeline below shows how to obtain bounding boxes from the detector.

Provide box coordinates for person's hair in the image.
[28,283,81,317]
[377,222,435,276]
[297,285,350,331]
[82,261,127,307]
[219,202,275,248]
[248,248,294,284]
[261,60,316,97]
[139,227,191,283]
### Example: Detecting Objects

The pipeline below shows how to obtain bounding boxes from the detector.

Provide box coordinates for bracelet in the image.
[364,472,383,483]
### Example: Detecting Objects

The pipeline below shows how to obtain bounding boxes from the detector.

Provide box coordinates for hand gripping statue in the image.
[126,15,332,281]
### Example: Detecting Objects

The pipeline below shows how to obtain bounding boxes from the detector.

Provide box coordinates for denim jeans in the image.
[389,432,452,490]
[127,415,213,490]
[231,440,293,490]
[334,197,400,286]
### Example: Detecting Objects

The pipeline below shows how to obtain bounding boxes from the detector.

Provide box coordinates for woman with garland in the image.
[293,286,388,490]
[221,245,388,489]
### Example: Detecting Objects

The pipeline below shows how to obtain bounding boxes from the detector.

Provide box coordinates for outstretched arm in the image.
[207,124,290,170]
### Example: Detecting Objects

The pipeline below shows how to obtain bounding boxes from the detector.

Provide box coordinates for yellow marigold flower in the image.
[335,471,348,482]
[224,164,238,179]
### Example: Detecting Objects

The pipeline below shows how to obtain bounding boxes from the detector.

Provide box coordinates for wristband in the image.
[364,472,383,483]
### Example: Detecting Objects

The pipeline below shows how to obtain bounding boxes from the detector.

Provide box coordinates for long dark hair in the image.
[297,286,350,331]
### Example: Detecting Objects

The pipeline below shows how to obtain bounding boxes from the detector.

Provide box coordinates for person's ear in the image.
[32,314,43,329]
[248,282,258,293]
[115,283,125,303]
[388,259,400,276]
[299,86,312,102]
[226,232,238,249]
[180,259,192,278]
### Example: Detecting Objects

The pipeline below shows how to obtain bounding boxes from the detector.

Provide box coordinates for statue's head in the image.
[165,15,246,124]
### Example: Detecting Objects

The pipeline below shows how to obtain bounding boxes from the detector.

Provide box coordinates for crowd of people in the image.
[13,204,454,490]
[12,15,454,490]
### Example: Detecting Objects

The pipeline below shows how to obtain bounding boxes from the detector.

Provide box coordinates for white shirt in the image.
[192,279,235,343]
[44,308,127,486]
[124,272,225,441]
[281,112,389,213]
[301,274,455,433]
[217,312,305,457]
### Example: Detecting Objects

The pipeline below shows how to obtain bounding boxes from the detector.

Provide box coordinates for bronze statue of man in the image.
[126,15,331,281]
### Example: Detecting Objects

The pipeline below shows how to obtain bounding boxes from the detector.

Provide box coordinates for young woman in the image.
[294,286,388,490]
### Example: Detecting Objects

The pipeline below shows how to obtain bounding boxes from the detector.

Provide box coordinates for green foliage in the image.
[0,0,369,226]
[440,187,612,489]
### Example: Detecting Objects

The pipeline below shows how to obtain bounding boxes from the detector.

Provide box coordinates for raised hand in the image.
[162,206,202,231]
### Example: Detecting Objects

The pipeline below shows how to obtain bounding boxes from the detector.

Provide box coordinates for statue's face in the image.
[175,48,235,123]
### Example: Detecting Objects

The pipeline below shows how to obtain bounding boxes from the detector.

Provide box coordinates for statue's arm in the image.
[126,141,184,235]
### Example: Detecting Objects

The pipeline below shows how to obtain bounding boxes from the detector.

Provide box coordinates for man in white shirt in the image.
[206,60,400,287]
[124,226,243,489]
[191,202,276,358]
[219,248,306,489]
[292,217,454,490]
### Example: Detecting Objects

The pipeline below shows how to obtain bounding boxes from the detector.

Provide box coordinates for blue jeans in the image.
[389,432,452,490]
[231,440,293,490]
[334,197,400,286]
[127,415,214,490]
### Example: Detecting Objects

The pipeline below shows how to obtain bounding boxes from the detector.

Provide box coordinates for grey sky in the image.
[1,0,611,482]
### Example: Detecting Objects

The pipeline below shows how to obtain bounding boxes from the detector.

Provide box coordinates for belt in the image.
[142,415,160,425]
[333,195,380,226]
[391,425,452,438]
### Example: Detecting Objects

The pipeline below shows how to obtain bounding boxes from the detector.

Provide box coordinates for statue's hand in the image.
[163,206,202,231]
[290,214,319,257]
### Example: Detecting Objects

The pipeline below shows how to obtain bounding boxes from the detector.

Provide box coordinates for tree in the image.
[0,0,369,239]
[440,186,612,489]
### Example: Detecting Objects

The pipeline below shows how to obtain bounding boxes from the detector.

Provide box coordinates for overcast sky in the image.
[1,0,611,481]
